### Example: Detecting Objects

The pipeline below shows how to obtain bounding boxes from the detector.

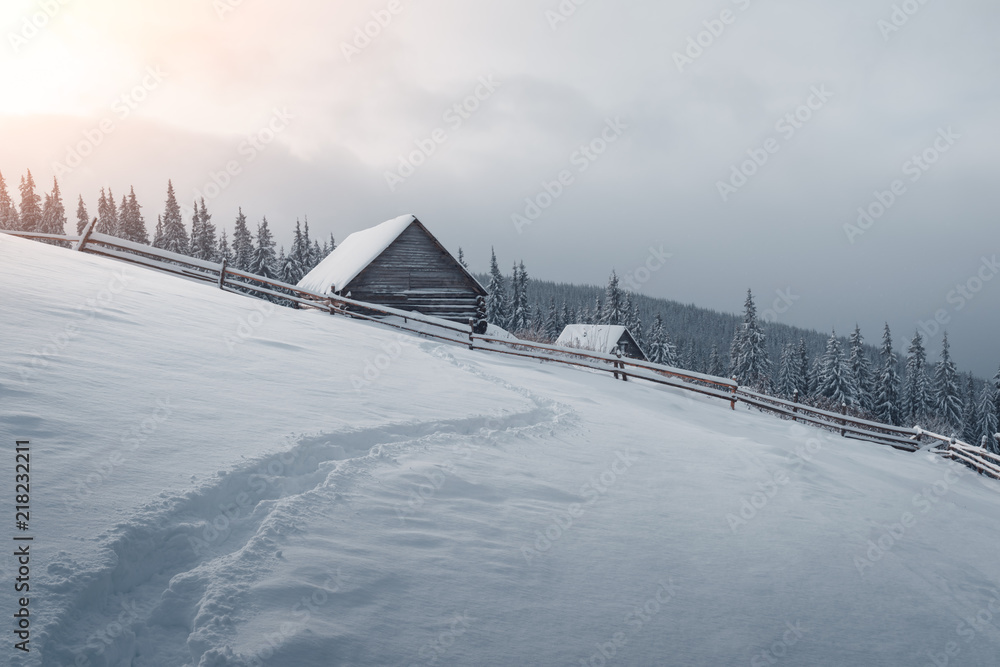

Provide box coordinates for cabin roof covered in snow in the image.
[297,214,415,294]
[555,325,634,354]
[296,214,485,296]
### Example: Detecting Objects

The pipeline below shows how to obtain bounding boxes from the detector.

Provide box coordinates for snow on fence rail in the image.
[8,225,996,462]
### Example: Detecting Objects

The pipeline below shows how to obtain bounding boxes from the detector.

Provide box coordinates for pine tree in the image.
[793,339,810,398]
[0,170,20,230]
[75,196,89,235]
[188,201,204,258]
[191,198,217,260]
[646,315,665,364]
[251,216,277,278]
[977,381,999,449]
[118,187,149,244]
[961,375,979,444]
[157,181,189,255]
[486,248,508,328]
[601,271,624,325]
[509,261,530,333]
[903,331,931,426]
[628,298,643,349]
[152,215,164,248]
[218,229,232,264]
[708,344,725,377]
[874,324,902,426]
[232,208,254,271]
[730,289,771,391]
[96,187,119,235]
[544,298,560,340]
[457,247,469,270]
[848,326,874,411]
[18,170,43,232]
[818,331,853,406]
[39,178,67,245]
[776,343,798,399]
[933,332,963,433]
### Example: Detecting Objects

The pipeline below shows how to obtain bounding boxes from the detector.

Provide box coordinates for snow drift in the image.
[4,234,1000,666]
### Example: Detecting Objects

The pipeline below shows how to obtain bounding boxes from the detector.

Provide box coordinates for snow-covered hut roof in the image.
[555,325,635,355]
[297,214,415,294]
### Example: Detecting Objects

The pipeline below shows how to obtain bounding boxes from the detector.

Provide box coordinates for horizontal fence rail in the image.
[6,226,999,467]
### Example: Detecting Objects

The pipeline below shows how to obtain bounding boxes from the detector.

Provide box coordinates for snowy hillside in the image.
[5,234,1000,666]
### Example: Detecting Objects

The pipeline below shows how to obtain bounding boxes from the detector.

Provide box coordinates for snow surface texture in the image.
[296,214,415,295]
[556,324,632,355]
[4,234,1000,666]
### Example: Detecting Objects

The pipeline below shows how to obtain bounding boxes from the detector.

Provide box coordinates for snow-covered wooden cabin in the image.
[555,325,648,361]
[297,214,487,323]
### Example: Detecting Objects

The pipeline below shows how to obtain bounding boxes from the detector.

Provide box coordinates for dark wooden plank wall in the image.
[346,223,485,323]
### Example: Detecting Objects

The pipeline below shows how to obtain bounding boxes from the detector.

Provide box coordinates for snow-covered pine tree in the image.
[847,326,874,411]
[232,208,254,271]
[961,374,979,444]
[75,195,89,235]
[808,355,823,397]
[188,201,205,259]
[310,240,323,269]
[485,248,508,328]
[818,331,853,406]
[39,178,68,246]
[152,215,164,248]
[196,199,217,260]
[559,302,571,330]
[158,181,189,255]
[628,298,643,349]
[18,170,43,232]
[601,271,624,325]
[645,315,665,364]
[993,365,1000,424]
[544,298,560,340]
[932,332,963,433]
[903,331,931,426]
[457,247,469,269]
[279,246,303,285]
[977,381,999,449]
[730,289,771,391]
[776,343,798,399]
[96,187,119,235]
[0,171,20,230]
[874,324,902,426]
[708,344,725,377]
[592,295,602,325]
[251,217,277,279]
[509,261,530,333]
[218,229,232,264]
[118,187,149,244]
[794,339,810,398]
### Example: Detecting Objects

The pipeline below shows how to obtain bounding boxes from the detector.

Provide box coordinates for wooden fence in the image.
[6,225,999,471]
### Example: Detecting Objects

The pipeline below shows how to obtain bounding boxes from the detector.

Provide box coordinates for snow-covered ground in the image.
[4,233,1000,666]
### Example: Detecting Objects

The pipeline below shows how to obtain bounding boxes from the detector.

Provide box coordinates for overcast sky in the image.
[1,0,997,375]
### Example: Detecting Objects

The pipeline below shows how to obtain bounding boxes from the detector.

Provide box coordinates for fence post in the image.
[792,389,799,421]
[76,217,97,252]
[217,257,227,290]
[467,319,475,350]
[730,379,737,411]
[840,402,847,437]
